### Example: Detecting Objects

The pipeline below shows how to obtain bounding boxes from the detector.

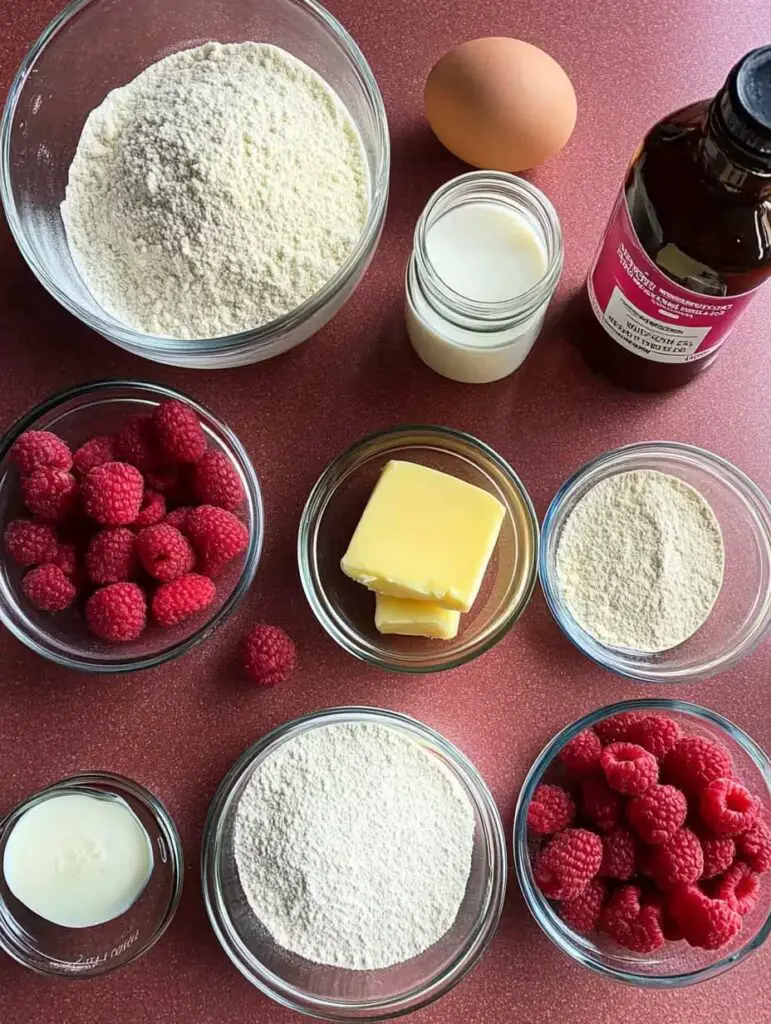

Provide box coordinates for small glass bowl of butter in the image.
[298,425,539,672]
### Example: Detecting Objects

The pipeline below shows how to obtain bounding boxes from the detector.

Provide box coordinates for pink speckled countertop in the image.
[1,1,770,1022]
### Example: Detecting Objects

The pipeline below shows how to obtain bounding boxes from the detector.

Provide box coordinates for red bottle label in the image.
[587,191,762,363]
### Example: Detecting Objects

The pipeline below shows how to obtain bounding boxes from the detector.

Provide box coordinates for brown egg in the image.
[425,38,577,172]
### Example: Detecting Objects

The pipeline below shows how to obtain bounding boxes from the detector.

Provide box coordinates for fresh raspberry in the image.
[626,784,688,845]
[669,886,742,950]
[115,415,159,471]
[242,625,297,686]
[663,736,734,796]
[626,714,682,760]
[559,729,602,778]
[86,528,137,584]
[735,819,771,874]
[21,564,77,612]
[153,400,206,464]
[527,784,575,836]
[186,505,249,576]
[133,489,166,529]
[599,884,665,953]
[698,835,736,879]
[560,878,607,935]
[72,435,116,476]
[642,889,684,942]
[581,775,623,833]
[713,862,760,916]
[152,573,216,627]
[145,465,185,497]
[699,777,760,836]
[82,462,144,526]
[4,519,59,566]
[22,468,78,521]
[601,742,659,796]
[52,542,78,578]
[136,523,195,582]
[193,450,245,510]
[594,711,643,745]
[164,506,193,533]
[10,430,72,474]
[599,826,638,880]
[533,828,603,901]
[649,827,704,891]
[86,582,147,642]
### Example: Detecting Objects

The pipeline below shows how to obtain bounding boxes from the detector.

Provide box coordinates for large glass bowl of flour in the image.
[201,707,507,1020]
[0,0,389,368]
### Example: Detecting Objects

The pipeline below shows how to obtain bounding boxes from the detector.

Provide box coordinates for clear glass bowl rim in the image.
[201,705,508,1021]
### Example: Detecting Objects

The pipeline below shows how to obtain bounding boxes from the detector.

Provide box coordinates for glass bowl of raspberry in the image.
[0,379,263,672]
[513,699,771,987]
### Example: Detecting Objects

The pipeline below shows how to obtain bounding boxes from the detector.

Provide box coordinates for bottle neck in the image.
[700,97,771,199]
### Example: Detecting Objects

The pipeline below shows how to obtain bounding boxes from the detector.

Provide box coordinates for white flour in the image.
[556,469,724,653]
[61,42,369,339]
[233,721,475,970]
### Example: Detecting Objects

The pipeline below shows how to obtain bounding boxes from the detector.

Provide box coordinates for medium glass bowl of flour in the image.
[201,707,507,1020]
[0,0,389,368]
[540,442,771,684]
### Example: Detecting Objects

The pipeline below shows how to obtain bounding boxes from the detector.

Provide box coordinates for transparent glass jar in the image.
[405,172,564,384]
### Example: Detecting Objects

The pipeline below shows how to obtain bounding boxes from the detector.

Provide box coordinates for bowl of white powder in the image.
[0,0,389,368]
[201,707,507,1019]
[540,442,771,683]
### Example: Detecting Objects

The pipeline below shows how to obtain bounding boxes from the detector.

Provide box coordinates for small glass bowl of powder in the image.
[540,442,771,684]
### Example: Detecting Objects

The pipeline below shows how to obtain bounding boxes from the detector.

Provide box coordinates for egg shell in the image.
[425,37,577,172]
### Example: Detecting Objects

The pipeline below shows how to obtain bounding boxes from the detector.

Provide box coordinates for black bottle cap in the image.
[716,46,771,169]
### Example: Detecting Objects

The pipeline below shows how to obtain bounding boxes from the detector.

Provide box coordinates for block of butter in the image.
[341,460,505,613]
[375,594,461,640]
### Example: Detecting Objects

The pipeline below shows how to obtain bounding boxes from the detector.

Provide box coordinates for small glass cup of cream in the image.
[405,171,564,383]
[0,773,183,977]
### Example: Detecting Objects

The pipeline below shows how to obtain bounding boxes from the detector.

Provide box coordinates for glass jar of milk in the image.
[405,172,563,383]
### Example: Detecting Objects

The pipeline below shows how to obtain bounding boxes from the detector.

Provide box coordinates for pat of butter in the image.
[341,460,505,612]
[375,594,461,640]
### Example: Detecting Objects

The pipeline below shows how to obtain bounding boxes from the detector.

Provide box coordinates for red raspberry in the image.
[193,450,245,511]
[145,465,186,498]
[559,729,602,778]
[713,861,760,916]
[699,778,760,836]
[86,582,147,642]
[115,415,159,471]
[22,468,78,521]
[153,400,206,464]
[82,462,144,526]
[599,826,638,880]
[581,776,623,833]
[21,564,77,612]
[164,506,193,533]
[594,711,643,745]
[72,435,116,476]
[642,889,684,942]
[136,523,195,582]
[52,543,78,578]
[626,714,682,760]
[4,519,59,566]
[533,828,603,901]
[242,625,297,686]
[560,878,607,935]
[527,784,575,836]
[10,430,72,474]
[152,573,216,627]
[186,505,249,576]
[133,489,166,529]
[669,886,742,950]
[698,835,736,879]
[626,784,688,845]
[599,884,665,953]
[601,742,659,796]
[663,736,734,797]
[735,819,771,874]
[86,528,137,584]
[649,827,704,891]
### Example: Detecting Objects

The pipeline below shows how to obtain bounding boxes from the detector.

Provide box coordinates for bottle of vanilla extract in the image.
[579,46,771,391]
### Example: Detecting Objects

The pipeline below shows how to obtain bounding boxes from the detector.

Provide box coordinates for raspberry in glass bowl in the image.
[513,700,771,986]
[0,380,262,672]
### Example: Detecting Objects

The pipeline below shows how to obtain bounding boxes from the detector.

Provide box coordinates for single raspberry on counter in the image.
[10,430,72,474]
[560,878,608,935]
[735,819,771,874]
[153,400,207,463]
[86,528,137,584]
[242,625,297,686]
[136,523,195,582]
[649,827,704,891]
[669,886,742,950]
[115,414,159,471]
[186,505,249,576]
[594,711,643,745]
[82,461,144,526]
[699,777,760,836]
[662,735,734,797]
[598,884,665,953]
[72,435,116,476]
[164,506,193,533]
[21,564,77,612]
[713,862,760,916]
[86,582,147,642]
[626,714,682,760]
[22,468,79,521]
[152,573,216,627]
[193,450,245,511]
[559,729,602,778]
[133,489,166,529]
[699,835,736,879]
[626,784,688,845]
[52,542,78,578]
[533,828,603,901]
[601,742,659,796]
[527,784,576,836]
[4,519,59,566]
[581,775,624,833]
[599,826,638,880]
